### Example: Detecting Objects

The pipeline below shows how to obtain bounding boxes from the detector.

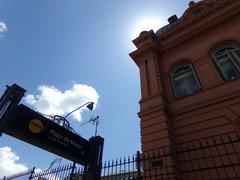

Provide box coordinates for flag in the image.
[81,114,100,126]
[46,157,62,171]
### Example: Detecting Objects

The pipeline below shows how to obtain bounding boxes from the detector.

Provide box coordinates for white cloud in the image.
[0,146,28,177]
[0,21,7,35]
[24,83,99,121]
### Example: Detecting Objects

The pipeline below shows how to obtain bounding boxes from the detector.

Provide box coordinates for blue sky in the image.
[0,0,193,177]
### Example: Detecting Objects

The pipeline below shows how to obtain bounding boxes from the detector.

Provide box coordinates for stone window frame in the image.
[211,44,240,80]
[171,63,201,98]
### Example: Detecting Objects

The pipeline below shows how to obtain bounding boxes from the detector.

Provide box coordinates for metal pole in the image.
[94,116,99,137]
[28,167,36,180]
[136,151,141,180]
[95,123,99,137]
[65,102,93,119]
[84,136,104,180]
[69,162,76,180]
[0,84,26,135]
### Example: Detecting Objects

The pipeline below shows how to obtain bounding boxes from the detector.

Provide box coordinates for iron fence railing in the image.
[31,163,84,180]
[101,154,140,179]
[1,169,34,180]
[2,132,240,180]
[139,132,240,179]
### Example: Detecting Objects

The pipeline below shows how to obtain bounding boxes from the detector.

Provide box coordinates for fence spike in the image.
[153,149,156,159]
[212,136,216,145]
[6,135,240,180]
[227,134,232,141]
[103,161,107,168]
[206,138,209,145]
[219,136,223,143]
[235,132,240,139]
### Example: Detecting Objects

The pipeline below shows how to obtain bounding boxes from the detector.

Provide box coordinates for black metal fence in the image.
[1,169,33,180]
[2,132,240,180]
[140,132,240,180]
[30,163,85,180]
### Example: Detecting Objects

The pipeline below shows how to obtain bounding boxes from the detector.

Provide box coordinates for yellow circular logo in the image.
[28,119,43,133]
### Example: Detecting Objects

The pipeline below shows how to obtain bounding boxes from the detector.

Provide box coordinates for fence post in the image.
[136,151,141,180]
[0,84,26,136]
[69,162,76,180]
[28,167,35,180]
[83,136,104,180]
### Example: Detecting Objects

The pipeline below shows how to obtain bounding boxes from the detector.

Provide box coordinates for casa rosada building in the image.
[130,0,240,179]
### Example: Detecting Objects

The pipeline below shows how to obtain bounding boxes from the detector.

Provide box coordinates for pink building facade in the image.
[130,0,240,179]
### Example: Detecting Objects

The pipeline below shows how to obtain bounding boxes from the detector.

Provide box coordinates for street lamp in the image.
[47,102,95,169]
[64,102,94,119]
[46,102,94,133]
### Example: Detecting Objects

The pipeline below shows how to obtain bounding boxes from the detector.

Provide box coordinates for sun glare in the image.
[131,17,165,39]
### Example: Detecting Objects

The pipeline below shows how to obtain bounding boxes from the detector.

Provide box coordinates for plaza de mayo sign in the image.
[4,104,91,164]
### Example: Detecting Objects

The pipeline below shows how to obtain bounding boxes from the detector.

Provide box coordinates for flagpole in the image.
[95,122,98,137]
[81,114,100,136]
[94,116,99,136]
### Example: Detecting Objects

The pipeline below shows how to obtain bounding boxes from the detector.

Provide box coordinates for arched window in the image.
[171,64,201,98]
[211,44,240,80]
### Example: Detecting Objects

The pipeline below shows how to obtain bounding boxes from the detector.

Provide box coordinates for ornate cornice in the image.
[130,0,240,62]
[182,0,215,20]
[158,0,240,56]
[129,41,158,65]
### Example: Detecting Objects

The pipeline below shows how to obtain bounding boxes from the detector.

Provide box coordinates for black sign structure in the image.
[5,104,91,164]
[0,84,104,179]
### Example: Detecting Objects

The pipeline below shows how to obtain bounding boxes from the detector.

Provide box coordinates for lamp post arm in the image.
[64,102,93,119]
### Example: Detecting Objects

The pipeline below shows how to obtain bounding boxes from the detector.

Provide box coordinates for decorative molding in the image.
[182,0,215,20]
[144,60,152,96]
[132,30,155,49]
[184,101,202,109]
[130,1,240,63]
[158,0,240,56]
[138,104,165,118]
[129,41,158,63]
[170,87,240,116]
